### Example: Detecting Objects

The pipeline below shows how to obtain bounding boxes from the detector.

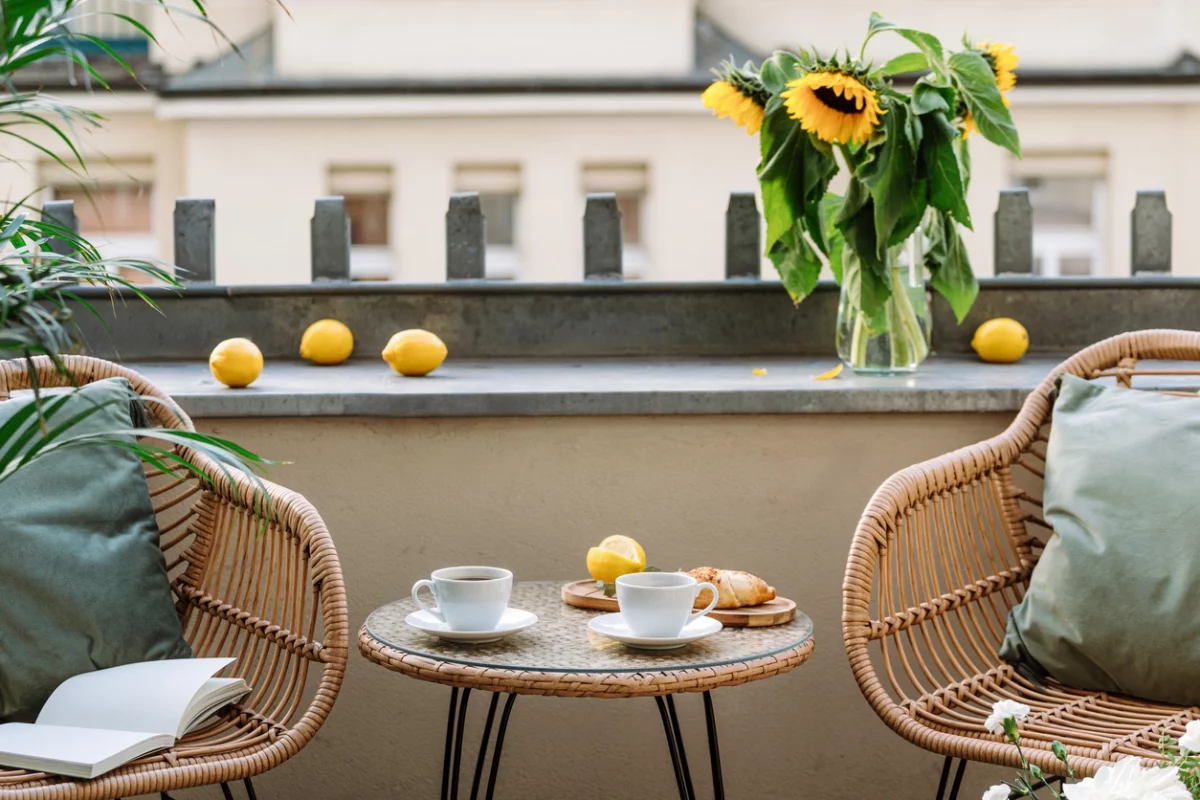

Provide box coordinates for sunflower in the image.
[702,81,764,135]
[780,69,884,146]
[978,41,1019,92]
[702,63,768,136]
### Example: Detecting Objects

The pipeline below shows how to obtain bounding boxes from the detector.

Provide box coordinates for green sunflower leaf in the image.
[757,107,838,254]
[822,193,846,283]
[768,223,823,303]
[923,111,972,228]
[856,99,920,257]
[880,51,930,77]
[912,80,954,115]
[948,50,1021,156]
[840,230,892,320]
[924,210,979,322]
[836,187,891,317]
[864,13,949,84]
[890,176,929,247]
[956,133,973,190]
[760,51,804,94]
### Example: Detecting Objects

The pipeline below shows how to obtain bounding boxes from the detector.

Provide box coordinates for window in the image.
[329,166,393,281]
[455,164,521,280]
[1010,153,1107,277]
[582,163,648,278]
[44,159,157,283]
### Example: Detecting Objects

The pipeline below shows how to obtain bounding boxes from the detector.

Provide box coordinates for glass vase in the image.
[835,232,931,375]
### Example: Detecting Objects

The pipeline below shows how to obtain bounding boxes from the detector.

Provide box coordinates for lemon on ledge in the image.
[209,338,263,388]
[586,534,647,584]
[971,318,1029,363]
[300,319,354,365]
[383,329,447,377]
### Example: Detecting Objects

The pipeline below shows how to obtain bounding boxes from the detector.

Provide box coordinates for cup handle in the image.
[690,582,719,622]
[412,579,445,622]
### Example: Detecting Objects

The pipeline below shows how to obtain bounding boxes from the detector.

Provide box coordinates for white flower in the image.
[985,700,1032,735]
[1062,757,1191,800]
[1179,719,1200,754]
[982,784,1010,800]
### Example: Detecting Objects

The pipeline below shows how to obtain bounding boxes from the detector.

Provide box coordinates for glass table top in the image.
[363,580,814,674]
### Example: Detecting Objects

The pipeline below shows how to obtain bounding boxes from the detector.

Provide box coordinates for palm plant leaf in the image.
[0,0,283,508]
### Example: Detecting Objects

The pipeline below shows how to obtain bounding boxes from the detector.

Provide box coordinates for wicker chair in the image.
[842,330,1200,791]
[0,356,348,799]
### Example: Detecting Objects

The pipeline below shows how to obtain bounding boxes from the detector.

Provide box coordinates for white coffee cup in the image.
[615,572,719,639]
[412,566,513,631]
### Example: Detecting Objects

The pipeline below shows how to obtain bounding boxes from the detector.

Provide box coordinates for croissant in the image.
[687,567,776,609]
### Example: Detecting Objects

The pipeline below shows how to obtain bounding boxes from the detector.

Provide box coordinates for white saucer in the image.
[405,608,538,643]
[588,613,723,650]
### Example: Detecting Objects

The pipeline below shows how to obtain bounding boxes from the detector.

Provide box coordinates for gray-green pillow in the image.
[0,377,191,720]
[1000,373,1200,704]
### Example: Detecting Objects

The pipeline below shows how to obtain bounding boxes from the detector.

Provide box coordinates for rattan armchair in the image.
[0,356,348,799]
[843,330,1200,788]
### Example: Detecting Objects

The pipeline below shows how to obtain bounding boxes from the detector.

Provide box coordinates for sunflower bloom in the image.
[978,41,1019,92]
[780,70,884,146]
[702,80,765,135]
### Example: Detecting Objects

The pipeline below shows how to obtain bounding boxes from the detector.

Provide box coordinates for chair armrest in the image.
[172,456,347,747]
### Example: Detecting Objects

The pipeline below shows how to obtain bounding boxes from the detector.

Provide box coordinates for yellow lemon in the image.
[300,319,354,365]
[586,535,647,584]
[972,318,1029,363]
[383,329,447,377]
[209,338,263,388]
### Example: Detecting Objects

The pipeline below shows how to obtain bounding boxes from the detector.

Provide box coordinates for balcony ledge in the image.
[126,357,1069,419]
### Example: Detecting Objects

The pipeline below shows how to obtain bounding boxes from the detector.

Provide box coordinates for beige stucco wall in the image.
[702,0,1200,69]
[273,0,696,80]
[189,412,1018,799]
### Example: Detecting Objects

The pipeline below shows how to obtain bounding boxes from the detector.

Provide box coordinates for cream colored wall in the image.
[700,0,1200,69]
[172,106,761,284]
[194,412,1017,800]
[273,0,696,80]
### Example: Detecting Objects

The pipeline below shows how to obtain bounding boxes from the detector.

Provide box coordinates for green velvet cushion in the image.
[0,377,190,721]
[999,373,1200,704]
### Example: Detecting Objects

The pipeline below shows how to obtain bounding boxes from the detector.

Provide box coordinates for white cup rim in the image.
[616,571,696,588]
[430,566,512,583]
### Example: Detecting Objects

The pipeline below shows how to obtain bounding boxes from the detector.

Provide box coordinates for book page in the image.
[0,723,170,778]
[37,658,234,736]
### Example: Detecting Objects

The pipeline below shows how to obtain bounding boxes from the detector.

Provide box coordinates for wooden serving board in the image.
[561,579,796,627]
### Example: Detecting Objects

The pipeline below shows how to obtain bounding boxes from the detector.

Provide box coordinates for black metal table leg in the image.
[702,691,725,800]
[469,693,502,800]
[439,687,518,800]
[655,696,692,800]
[485,694,518,800]
[665,696,696,800]
[450,688,472,799]
[442,687,460,800]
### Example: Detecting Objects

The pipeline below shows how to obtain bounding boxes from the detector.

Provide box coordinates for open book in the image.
[0,658,248,779]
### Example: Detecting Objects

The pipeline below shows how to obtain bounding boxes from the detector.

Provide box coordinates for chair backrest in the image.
[0,355,195,431]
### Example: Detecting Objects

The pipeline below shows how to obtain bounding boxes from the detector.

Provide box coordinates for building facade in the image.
[9,0,1200,283]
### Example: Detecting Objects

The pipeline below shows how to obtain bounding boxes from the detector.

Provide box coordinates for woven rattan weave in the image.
[0,356,348,799]
[843,330,1200,778]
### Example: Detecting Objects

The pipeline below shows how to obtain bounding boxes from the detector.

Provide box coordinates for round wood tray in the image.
[561,579,797,627]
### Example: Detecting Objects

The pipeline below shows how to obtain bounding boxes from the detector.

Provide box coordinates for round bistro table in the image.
[358,581,815,800]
